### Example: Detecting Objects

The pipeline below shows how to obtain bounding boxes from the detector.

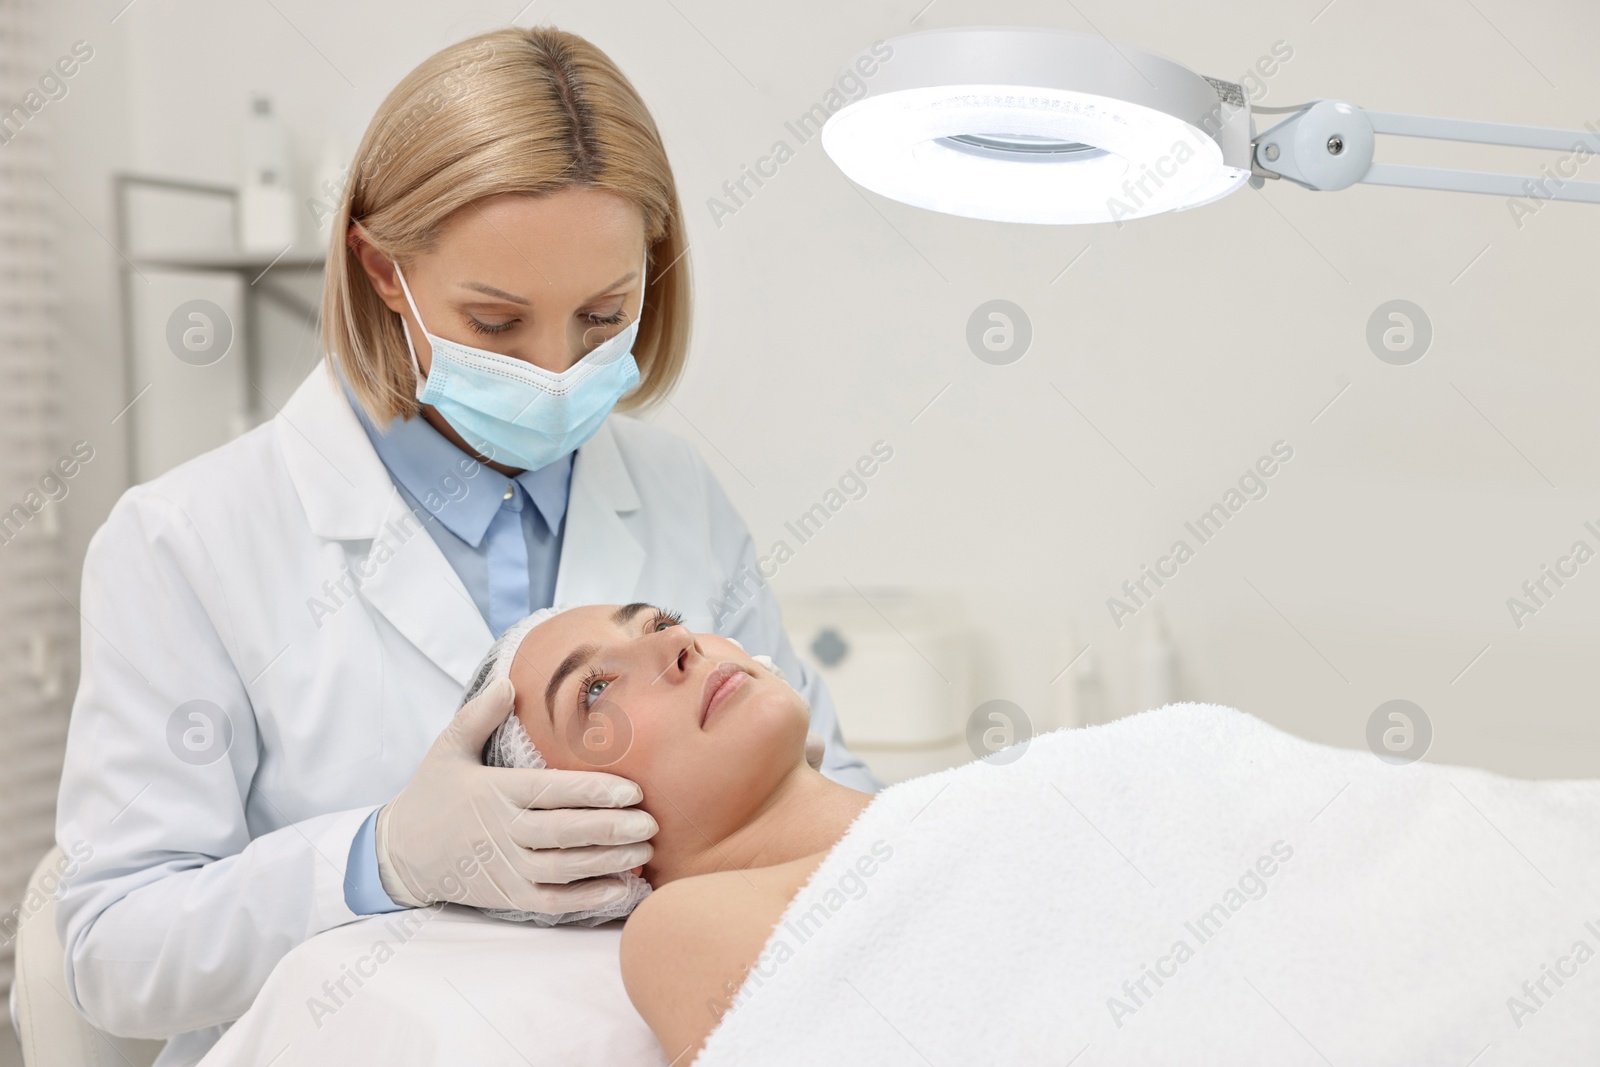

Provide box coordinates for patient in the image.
[484,603,870,1061]
[479,603,1600,1066]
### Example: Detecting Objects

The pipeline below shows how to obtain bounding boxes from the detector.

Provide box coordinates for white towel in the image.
[198,906,665,1067]
[696,703,1600,1066]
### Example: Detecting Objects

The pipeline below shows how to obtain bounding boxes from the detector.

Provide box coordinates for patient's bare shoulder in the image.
[620,853,825,1062]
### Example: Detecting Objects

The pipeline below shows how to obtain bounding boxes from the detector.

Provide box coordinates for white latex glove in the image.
[805,731,826,771]
[375,677,657,912]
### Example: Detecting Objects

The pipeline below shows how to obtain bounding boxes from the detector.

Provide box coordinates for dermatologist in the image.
[54,25,877,1063]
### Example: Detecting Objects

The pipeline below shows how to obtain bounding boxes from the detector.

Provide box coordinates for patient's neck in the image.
[646,765,871,886]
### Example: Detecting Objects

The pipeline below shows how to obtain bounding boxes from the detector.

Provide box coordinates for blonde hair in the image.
[322,26,691,424]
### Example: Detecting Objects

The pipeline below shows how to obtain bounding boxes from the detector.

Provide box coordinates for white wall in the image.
[37,0,1600,778]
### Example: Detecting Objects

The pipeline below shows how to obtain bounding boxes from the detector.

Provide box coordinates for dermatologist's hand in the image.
[374,676,656,913]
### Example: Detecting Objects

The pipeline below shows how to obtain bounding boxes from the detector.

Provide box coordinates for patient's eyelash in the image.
[649,608,683,632]
[578,667,611,711]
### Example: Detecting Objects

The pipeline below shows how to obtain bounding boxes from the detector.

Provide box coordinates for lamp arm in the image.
[1247,100,1600,204]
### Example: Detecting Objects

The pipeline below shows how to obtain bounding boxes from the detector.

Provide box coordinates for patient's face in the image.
[506,604,811,848]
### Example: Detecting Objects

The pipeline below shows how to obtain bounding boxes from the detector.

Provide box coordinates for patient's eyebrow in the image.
[545,643,599,724]
[612,602,654,627]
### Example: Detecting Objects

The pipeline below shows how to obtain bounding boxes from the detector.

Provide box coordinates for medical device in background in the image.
[237,94,296,252]
[784,591,1187,778]
[782,589,973,783]
[820,27,1600,225]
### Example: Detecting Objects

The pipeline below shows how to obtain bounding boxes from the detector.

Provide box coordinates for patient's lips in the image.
[700,663,749,727]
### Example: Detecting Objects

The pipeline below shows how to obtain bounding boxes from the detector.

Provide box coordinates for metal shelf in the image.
[113,173,327,478]
[130,249,327,273]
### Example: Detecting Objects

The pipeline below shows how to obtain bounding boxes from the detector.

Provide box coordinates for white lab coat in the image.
[54,361,875,1062]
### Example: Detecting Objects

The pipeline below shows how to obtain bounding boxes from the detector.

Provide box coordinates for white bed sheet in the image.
[198,904,667,1067]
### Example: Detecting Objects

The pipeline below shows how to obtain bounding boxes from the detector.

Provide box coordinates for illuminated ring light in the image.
[821,28,1253,225]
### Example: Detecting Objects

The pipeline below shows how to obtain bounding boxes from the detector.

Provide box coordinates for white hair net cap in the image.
[476,606,560,772]
[472,605,828,926]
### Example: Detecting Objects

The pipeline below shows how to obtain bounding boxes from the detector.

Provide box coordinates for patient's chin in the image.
[726,688,809,757]
[641,703,810,865]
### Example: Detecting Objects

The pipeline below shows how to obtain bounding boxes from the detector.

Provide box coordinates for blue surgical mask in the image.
[391,257,645,471]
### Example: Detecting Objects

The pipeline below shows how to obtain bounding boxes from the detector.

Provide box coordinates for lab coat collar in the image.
[278,362,490,684]
[278,361,647,683]
[277,362,394,540]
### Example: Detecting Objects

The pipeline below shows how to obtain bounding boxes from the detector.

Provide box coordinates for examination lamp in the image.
[820,26,1600,224]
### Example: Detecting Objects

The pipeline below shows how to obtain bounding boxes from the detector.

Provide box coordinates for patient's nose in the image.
[642,625,699,684]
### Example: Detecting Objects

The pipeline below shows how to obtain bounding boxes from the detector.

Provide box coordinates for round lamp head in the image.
[821,27,1254,224]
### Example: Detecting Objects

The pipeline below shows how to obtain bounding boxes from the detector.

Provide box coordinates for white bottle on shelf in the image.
[238,94,296,254]
[309,136,350,237]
